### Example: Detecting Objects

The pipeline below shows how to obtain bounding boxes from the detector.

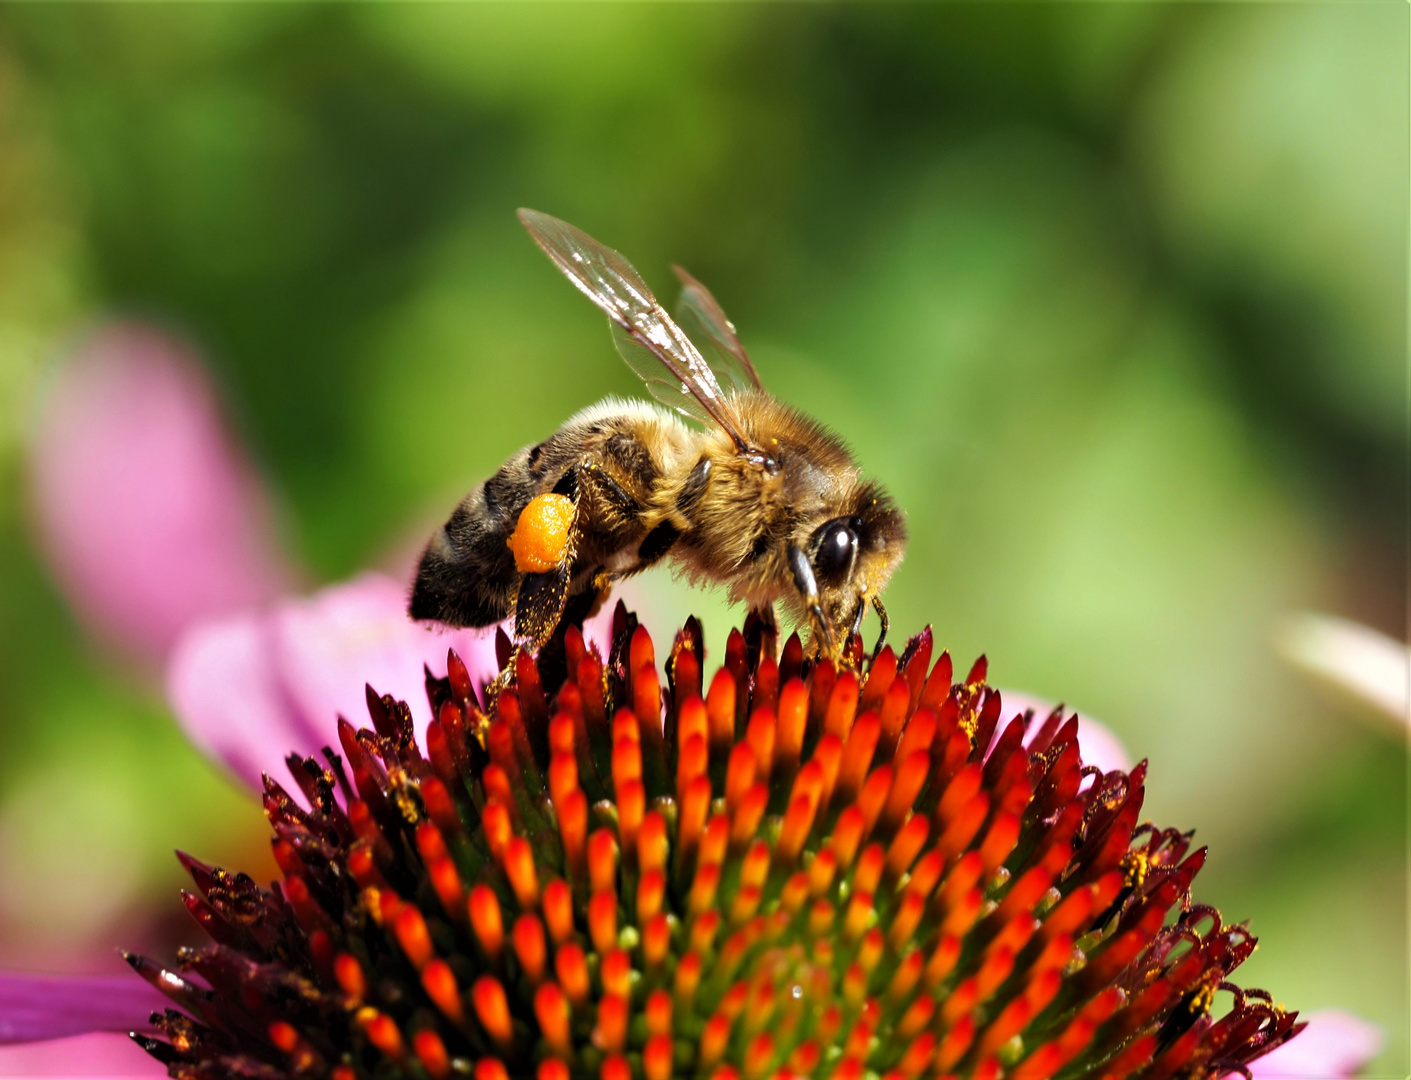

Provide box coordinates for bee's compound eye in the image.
[812,518,860,586]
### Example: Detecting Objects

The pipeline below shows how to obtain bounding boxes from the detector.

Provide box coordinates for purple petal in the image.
[998,689,1132,773]
[0,1033,163,1076]
[1250,1010,1383,1079]
[0,973,166,1044]
[29,323,290,666]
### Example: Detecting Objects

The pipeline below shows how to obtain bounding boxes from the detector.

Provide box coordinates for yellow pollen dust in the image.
[955,684,985,740]
[1190,979,1218,1016]
[507,493,575,573]
[1121,850,1149,891]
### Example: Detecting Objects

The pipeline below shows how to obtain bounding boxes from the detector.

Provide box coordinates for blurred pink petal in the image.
[168,573,502,791]
[270,573,500,752]
[165,609,315,790]
[1249,1009,1383,1079]
[1280,613,1410,731]
[0,973,165,1044]
[0,1032,162,1077]
[29,323,291,666]
[999,689,1132,773]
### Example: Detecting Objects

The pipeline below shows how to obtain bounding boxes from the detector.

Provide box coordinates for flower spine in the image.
[127,606,1302,1080]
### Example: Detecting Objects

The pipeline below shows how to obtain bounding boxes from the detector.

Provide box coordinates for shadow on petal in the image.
[166,609,312,792]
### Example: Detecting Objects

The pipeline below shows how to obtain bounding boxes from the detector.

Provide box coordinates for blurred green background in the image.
[0,4,1404,1072]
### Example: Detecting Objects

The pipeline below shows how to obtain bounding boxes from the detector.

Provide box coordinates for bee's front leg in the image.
[845,593,890,664]
[787,544,837,660]
[849,597,867,643]
[869,595,890,661]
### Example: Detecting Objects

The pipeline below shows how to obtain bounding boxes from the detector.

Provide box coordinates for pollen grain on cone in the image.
[125,605,1303,1080]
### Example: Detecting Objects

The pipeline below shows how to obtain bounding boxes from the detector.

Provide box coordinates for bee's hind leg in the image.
[481,634,521,714]
[511,456,639,651]
[534,584,603,698]
[514,561,575,650]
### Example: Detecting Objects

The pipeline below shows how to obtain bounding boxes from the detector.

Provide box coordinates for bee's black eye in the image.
[812,517,860,586]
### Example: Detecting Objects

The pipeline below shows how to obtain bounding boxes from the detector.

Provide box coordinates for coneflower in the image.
[124,606,1301,1080]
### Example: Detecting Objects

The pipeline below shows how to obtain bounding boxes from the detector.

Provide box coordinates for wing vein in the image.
[519,208,751,451]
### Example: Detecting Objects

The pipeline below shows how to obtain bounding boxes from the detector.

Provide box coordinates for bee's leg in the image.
[869,595,890,663]
[482,638,523,713]
[515,458,641,649]
[510,468,586,649]
[787,544,836,658]
[589,519,679,601]
[514,563,574,649]
[535,585,602,694]
[573,460,642,518]
[744,602,779,668]
[756,601,779,636]
[849,598,867,643]
[578,460,673,601]
[634,520,681,569]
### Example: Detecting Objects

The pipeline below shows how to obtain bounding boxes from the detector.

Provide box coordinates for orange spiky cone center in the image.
[128,608,1302,1080]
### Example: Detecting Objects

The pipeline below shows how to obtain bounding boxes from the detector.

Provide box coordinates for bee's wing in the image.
[672,264,764,393]
[518,209,750,452]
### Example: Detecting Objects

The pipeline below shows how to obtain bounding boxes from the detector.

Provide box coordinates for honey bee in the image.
[409,209,906,660]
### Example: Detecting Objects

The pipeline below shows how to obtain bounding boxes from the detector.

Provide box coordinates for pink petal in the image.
[1280,613,1410,729]
[998,689,1132,773]
[0,973,166,1044]
[0,1033,162,1077]
[29,323,290,666]
[165,609,313,791]
[271,573,500,751]
[167,573,501,791]
[1250,1009,1383,1079]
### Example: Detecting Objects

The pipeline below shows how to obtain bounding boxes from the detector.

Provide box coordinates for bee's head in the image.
[804,482,907,635]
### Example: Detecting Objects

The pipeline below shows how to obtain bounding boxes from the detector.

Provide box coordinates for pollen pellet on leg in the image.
[507,493,575,574]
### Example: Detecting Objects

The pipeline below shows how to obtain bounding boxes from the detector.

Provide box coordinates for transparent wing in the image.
[608,323,721,427]
[673,264,764,393]
[518,209,749,450]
